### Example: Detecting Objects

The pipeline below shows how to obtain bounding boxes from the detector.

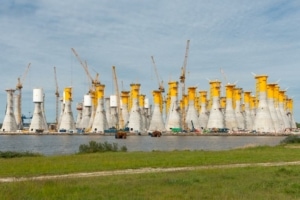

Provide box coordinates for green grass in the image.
[1,144,300,199]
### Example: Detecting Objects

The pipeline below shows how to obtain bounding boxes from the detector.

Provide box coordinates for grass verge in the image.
[1,144,300,199]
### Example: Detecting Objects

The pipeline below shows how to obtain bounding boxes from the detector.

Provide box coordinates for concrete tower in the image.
[91,84,108,133]
[87,91,96,130]
[267,84,282,133]
[1,89,17,132]
[29,88,48,133]
[14,94,22,130]
[279,90,290,129]
[127,83,142,133]
[244,91,253,131]
[224,84,238,131]
[274,84,285,130]
[121,91,130,127]
[109,95,118,129]
[139,94,147,132]
[165,81,181,131]
[148,90,165,132]
[185,87,201,131]
[75,102,83,129]
[105,97,112,128]
[207,80,224,129]
[287,98,297,129]
[253,75,275,133]
[58,87,76,132]
[250,95,257,122]
[79,94,92,130]
[198,91,209,129]
[234,87,245,130]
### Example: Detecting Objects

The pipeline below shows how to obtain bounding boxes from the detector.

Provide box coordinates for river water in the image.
[0,135,286,156]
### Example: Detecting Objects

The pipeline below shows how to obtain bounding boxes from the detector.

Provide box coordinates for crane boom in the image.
[54,66,59,126]
[151,56,164,92]
[180,40,190,131]
[112,66,123,129]
[71,48,94,83]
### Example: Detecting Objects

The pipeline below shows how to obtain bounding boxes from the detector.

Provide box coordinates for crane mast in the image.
[151,56,164,93]
[53,66,59,127]
[180,40,190,131]
[16,62,31,129]
[112,66,123,129]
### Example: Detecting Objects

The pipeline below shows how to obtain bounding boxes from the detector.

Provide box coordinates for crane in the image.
[15,62,31,129]
[180,40,190,131]
[71,48,99,91]
[53,66,59,127]
[112,66,124,129]
[151,56,165,93]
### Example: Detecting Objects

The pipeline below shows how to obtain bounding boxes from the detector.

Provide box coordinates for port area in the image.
[0,130,298,136]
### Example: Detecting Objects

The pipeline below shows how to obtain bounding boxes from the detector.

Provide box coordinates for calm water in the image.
[0,135,286,156]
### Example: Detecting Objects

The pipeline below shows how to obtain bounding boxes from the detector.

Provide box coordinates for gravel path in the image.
[1,161,300,183]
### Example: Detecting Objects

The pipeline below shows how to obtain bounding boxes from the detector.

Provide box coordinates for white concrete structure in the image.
[79,94,92,130]
[244,91,253,131]
[278,90,291,130]
[127,83,142,133]
[1,89,17,132]
[198,91,209,129]
[105,97,112,128]
[14,94,22,130]
[148,90,165,132]
[207,80,224,129]
[234,88,245,130]
[185,87,201,131]
[224,84,238,131]
[75,103,83,128]
[58,87,76,132]
[91,84,108,133]
[267,84,282,133]
[121,91,130,128]
[253,75,275,133]
[165,81,181,131]
[29,88,48,133]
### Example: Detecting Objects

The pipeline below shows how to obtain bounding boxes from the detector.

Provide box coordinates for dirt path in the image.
[1,161,300,183]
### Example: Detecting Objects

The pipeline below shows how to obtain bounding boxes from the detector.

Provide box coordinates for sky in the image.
[0,0,300,123]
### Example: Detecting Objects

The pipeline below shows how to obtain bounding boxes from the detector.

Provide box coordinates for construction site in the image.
[0,40,298,135]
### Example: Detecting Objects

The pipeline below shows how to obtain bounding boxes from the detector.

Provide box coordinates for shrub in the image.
[0,151,42,158]
[280,135,300,144]
[78,141,127,154]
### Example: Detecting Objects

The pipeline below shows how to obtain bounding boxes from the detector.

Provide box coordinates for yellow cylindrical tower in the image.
[129,83,141,110]
[220,97,226,109]
[199,91,207,105]
[244,91,251,105]
[95,84,105,100]
[139,94,145,108]
[64,87,72,102]
[121,91,130,110]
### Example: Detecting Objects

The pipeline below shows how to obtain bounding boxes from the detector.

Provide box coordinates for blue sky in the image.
[0,0,300,123]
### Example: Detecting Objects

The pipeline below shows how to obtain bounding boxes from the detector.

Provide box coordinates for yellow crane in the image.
[16,62,31,129]
[53,66,59,127]
[151,56,165,93]
[180,40,190,130]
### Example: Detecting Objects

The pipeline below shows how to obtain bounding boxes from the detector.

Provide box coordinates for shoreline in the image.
[0,132,294,136]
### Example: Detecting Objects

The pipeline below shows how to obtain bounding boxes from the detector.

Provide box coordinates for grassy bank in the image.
[1,144,300,199]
